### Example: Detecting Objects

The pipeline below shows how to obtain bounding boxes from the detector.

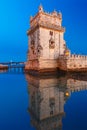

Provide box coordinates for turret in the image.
[39,4,43,12]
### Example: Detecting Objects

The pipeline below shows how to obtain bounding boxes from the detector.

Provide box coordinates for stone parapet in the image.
[30,11,62,24]
[70,54,87,59]
[58,54,87,71]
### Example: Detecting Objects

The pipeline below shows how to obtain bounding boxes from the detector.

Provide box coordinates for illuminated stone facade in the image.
[25,5,87,72]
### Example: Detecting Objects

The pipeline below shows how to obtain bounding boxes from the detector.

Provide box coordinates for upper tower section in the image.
[27,5,66,61]
[39,4,43,12]
[27,5,64,35]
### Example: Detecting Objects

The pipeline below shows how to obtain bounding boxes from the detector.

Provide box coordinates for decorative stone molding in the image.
[30,40,35,50]
[49,37,55,49]
[27,22,65,35]
[37,44,43,56]
[37,44,43,50]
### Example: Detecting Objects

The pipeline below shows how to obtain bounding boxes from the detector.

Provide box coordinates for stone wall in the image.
[58,55,87,71]
[67,55,87,70]
[25,60,39,71]
[58,56,67,71]
[25,59,59,72]
[26,6,87,73]
[28,29,39,60]
[40,27,65,59]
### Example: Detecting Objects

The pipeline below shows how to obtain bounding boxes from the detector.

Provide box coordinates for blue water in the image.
[0,72,35,130]
[0,71,87,130]
[63,90,87,130]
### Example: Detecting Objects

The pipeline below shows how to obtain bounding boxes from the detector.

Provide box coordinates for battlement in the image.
[59,54,87,60]
[59,54,87,71]
[70,54,87,59]
[30,10,62,23]
[29,5,63,33]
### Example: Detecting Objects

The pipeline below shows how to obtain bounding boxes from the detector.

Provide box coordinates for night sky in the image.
[0,0,87,62]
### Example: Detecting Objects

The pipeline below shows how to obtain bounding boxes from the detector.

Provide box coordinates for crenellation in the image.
[25,5,87,73]
[29,7,63,32]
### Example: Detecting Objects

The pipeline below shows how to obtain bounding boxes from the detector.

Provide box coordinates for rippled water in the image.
[0,70,87,130]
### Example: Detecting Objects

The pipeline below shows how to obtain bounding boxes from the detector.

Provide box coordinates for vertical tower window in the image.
[50,31,53,36]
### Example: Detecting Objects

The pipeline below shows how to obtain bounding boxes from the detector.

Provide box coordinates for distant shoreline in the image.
[0,65,8,70]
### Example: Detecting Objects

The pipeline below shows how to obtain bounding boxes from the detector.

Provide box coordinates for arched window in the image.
[49,37,55,49]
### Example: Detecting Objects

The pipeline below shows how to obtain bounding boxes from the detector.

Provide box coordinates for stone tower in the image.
[25,5,66,72]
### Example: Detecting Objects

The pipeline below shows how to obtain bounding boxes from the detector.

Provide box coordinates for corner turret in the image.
[39,4,43,12]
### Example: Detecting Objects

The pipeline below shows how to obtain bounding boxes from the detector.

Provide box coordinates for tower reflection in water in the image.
[26,73,87,130]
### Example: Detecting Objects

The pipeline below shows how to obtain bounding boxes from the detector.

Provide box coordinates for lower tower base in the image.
[25,59,59,74]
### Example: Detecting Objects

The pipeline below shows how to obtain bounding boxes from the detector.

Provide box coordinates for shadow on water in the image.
[25,72,87,130]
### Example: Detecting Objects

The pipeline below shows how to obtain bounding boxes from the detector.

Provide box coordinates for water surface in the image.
[0,71,87,130]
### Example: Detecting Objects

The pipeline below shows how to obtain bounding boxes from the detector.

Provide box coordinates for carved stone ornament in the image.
[37,44,43,50]
[30,40,35,50]
[37,44,43,56]
[49,37,55,49]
